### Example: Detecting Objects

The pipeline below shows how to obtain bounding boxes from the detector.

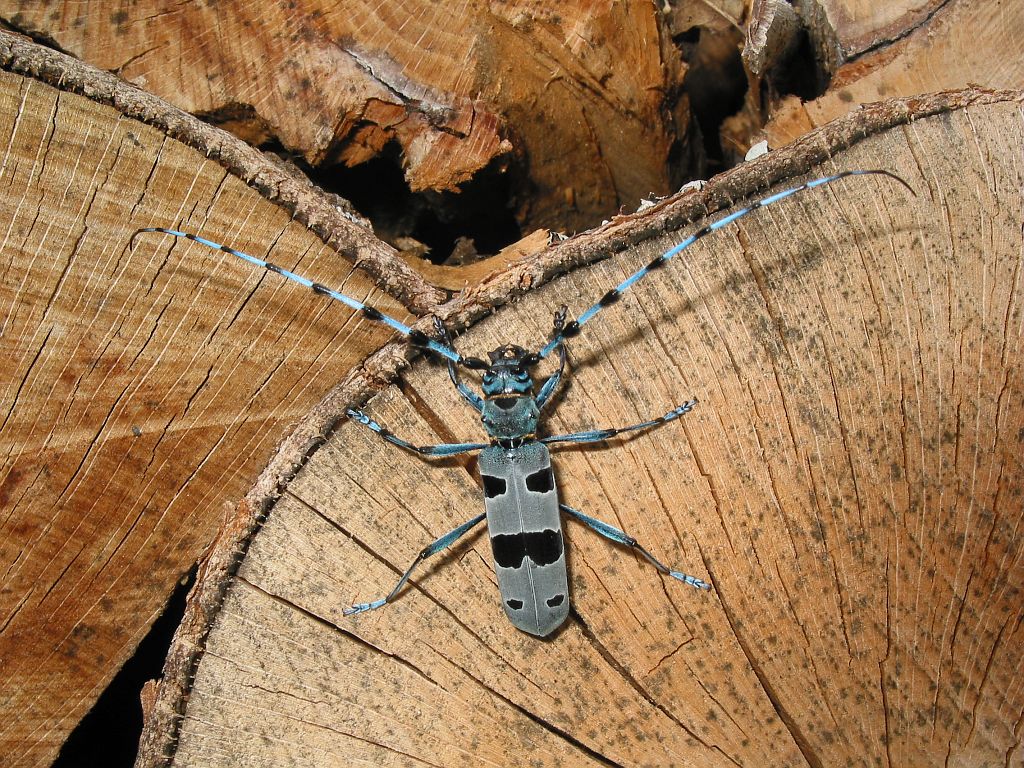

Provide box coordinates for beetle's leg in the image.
[433,317,483,412]
[536,305,568,409]
[344,513,487,615]
[541,398,696,446]
[560,503,710,590]
[347,409,487,457]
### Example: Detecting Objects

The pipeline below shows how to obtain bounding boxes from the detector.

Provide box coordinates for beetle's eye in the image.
[515,371,529,381]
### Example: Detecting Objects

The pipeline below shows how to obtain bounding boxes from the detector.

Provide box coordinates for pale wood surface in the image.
[2,7,1023,765]
[155,97,1024,766]
[762,0,1024,148]
[806,0,942,65]
[1,0,694,233]
[0,60,420,766]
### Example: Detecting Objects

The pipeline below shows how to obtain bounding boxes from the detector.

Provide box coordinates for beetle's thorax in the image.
[480,345,540,441]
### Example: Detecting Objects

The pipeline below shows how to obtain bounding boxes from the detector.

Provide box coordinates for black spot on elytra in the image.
[492,529,563,569]
[546,594,565,607]
[482,475,507,498]
[527,529,563,566]
[506,599,524,610]
[492,534,526,569]
[525,467,554,494]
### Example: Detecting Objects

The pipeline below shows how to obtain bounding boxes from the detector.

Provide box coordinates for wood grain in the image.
[801,0,942,71]
[0,65,415,766]
[2,0,692,233]
[762,0,1024,148]
[150,97,1024,765]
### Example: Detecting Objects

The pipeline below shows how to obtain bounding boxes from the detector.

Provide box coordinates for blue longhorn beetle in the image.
[135,169,911,636]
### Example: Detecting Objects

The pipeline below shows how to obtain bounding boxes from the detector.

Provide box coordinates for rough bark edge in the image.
[136,85,1024,766]
[0,30,441,764]
[134,352,410,767]
[444,87,1024,335]
[0,29,447,314]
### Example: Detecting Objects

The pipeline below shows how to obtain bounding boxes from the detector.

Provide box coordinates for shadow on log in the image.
[142,91,1024,766]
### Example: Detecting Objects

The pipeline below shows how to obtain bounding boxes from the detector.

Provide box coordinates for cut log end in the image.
[143,93,1024,766]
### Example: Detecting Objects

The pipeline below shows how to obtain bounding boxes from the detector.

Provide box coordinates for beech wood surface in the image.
[2,6,1024,765]
[144,95,1024,766]
[1,0,693,233]
[0,45,425,766]
[809,0,942,59]
[758,0,1024,150]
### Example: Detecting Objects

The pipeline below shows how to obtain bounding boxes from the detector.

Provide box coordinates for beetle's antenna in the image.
[537,169,915,359]
[131,227,471,365]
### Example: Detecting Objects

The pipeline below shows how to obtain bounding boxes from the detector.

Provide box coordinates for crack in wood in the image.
[715,574,825,768]
[572,608,740,765]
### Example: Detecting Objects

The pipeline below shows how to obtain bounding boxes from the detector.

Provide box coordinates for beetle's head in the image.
[481,345,540,398]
